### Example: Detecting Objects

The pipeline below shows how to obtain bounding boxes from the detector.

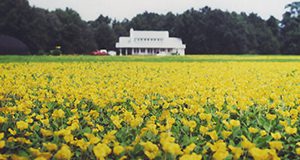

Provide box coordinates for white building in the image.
[115,28,186,56]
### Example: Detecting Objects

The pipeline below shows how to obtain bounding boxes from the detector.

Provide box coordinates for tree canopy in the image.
[0,0,299,54]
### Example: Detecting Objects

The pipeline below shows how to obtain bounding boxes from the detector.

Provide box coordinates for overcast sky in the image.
[28,0,295,21]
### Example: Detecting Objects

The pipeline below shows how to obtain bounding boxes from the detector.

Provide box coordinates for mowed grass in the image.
[0,55,300,63]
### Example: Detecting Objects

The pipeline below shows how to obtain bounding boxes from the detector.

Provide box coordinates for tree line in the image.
[1,0,300,54]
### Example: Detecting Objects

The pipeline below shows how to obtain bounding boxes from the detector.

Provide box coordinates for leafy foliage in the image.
[0,0,300,54]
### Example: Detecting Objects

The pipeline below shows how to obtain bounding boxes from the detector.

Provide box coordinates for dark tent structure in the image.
[0,35,30,55]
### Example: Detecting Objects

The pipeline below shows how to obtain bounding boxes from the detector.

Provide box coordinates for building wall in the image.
[116,29,186,56]
[129,48,185,56]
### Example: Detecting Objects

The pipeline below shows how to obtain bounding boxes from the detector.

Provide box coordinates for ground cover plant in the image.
[0,56,300,159]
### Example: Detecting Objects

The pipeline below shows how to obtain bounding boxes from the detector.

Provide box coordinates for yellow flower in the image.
[102,130,117,144]
[199,113,212,121]
[0,133,4,139]
[40,108,49,114]
[43,142,58,152]
[40,119,50,127]
[93,143,111,160]
[271,132,281,140]
[11,154,28,160]
[54,144,72,160]
[279,120,288,127]
[0,140,5,149]
[285,126,297,135]
[110,115,123,129]
[40,129,53,137]
[221,130,232,138]
[260,130,267,136]
[207,130,218,141]
[222,120,232,129]
[290,109,298,116]
[229,120,240,127]
[32,151,52,160]
[248,127,259,134]
[63,134,74,143]
[241,136,256,150]
[187,120,197,132]
[29,148,42,157]
[183,143,196,154]
[213,150,228,160]
[26,118,33,124]
[266,113,276,121]
[268,149,280,160]
[0,154,8,160]
[130,117,143,128]
[269,141,283,151]
[249,148,269,160]
[52,109,65,119]
[199,126,208,134]
[162,142,182,156]
[179,153,202,160]
[84,133,101,144]
[0,116,7,124]
[34,157,47,160]
[16,121,28,131]
[113,145,125,156]
[160,133,182,155]
[96,124,104,132]
[228,145,243,160]
[75,139,89,151]
[296,148,300,155]
[140,141,159,159]
[208,140,228,160]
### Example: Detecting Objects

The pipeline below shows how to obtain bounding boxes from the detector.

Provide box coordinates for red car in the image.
[91,49,108,56]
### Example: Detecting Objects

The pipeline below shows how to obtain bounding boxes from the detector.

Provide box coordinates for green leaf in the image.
[254,135,272,147]
[182,135,190,146]
[18,150,29,157]
[82,127,92,133]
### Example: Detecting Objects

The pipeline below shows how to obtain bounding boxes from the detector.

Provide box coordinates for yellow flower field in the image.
[0,61,300,159]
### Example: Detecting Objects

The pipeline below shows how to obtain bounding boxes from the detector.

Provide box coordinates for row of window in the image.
[133,48,173,53]
[134,38,163,42]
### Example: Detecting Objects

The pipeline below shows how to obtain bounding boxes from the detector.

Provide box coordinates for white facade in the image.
[115,28,186,56]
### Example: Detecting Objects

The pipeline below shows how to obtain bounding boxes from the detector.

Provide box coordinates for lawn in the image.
[1,55,300,63]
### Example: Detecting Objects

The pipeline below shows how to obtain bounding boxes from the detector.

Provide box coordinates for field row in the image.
[0,62,300,159]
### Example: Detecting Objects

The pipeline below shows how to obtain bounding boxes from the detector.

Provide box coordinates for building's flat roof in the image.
[116,37,186,48]
[116,29,186,49]
[130,30,169,39]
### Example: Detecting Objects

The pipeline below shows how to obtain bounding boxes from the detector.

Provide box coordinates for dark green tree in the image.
[90,15,116,50]
[53,8,97,53]
[245,13,280,54]
[281,2,300,54]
